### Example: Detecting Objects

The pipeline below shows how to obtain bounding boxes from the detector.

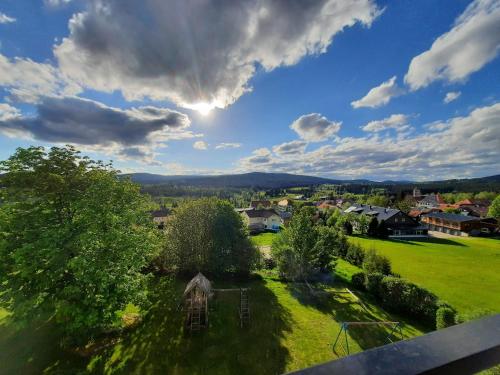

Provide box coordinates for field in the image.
[0,274,424,375]
[349,236,500,314]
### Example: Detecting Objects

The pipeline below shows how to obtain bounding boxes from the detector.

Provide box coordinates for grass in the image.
[334,259,362,284]
[250,231,279,247]
[348,236,500,314]
[0,274,425,375]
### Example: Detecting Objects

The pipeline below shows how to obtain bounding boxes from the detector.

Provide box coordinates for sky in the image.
[0,0,499,181]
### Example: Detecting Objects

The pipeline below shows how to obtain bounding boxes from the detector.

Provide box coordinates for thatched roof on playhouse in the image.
[184,272,212,296]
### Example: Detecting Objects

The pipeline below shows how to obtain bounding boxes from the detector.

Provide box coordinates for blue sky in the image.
[0,0,499,180]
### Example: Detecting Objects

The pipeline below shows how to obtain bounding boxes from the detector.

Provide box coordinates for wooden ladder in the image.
[240,288,250,327]
[190,299,201,332]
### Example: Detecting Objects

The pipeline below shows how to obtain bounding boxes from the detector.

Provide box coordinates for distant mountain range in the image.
[123,172,500,191]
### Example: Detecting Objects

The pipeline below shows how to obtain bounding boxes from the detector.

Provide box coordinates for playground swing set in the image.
[183,272,250,332]
[332,321,404,356]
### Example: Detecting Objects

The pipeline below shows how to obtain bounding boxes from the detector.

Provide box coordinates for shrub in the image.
[351,272,366,290]
[346,243,365,267]
[263,257,277,270]
[379,276,439,324]
[343,221,353,235]
[362,248,392,275]
[367,217,379,237]
[365,272,384,298]
[436,306,456,329]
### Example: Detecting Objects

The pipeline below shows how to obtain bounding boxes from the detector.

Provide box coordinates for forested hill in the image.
[123,172,341,189]
[121,172,500,192]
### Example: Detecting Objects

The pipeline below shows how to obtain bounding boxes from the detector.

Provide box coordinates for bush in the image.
[365,272,384,298]
[263,257,276,270]
[351,272,366,290]
[436,306,456,329]
[346,243,365,267]
[379,276,439,324]
[343,221,353,235]
[362,248,392,275]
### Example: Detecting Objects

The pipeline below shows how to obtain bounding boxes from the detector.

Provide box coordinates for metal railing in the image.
[288,314,500,375]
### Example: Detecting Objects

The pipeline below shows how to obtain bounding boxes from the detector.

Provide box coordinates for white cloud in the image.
[405,0,500,90]
[0,53,80,103]
[351,76,403,108]
[193,140,208,150]
[290,113,341,142]
[362,114,410,132]
[215,142,241,150]
[0,103,21,120]
[55,0,381,109]
[238,102,500,180]
[0,13,16,24]
[444,91,461,104]
[44,0,73,6]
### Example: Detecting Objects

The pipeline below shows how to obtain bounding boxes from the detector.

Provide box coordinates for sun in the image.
[189,102,215,116]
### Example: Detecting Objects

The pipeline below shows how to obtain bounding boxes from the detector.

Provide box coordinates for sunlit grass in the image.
[0,274,425,374]
[349,236,500,314]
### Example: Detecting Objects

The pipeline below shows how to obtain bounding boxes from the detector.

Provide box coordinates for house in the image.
[317,200,337,211]
[455,199,491,218]
[241,209,282,233]
[279,211,293,226]
[408,207,442,220]
[250,200,272,209]
[151,208,170,229]
[344,204,427,237]
[417,193,446,208]
[277,198,293,210]
[421,212,497,236]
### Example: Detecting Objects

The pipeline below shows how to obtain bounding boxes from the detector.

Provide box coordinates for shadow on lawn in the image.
[89,277,293,375]
[0,316,85,375]
[286,283,423,355]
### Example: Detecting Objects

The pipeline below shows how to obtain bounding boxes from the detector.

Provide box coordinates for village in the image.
[152,187,498,239]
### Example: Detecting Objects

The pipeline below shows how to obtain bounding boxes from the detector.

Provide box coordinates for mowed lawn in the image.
[349,236,500,314]
[250,231,279,247]
[0,275,424,375]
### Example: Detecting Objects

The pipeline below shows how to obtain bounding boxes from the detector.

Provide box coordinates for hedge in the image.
[436,306,457,329]
[351,271,366,290]
[379,276,439,324]
[365,272,384,297]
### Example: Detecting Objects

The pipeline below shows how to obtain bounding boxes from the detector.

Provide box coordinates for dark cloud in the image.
[55,0,380,109]
[272,140,307,155]
[0,96,196,163]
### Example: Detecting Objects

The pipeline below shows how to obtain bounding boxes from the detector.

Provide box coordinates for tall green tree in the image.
[162,197,258,276]
[272,208,343,279]
[0,146,161,344]
[488,195,500,219]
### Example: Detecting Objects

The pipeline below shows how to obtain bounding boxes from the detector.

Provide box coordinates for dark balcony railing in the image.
[288,314,500,375]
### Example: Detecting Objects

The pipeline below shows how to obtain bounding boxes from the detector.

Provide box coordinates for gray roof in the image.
[184,272,212,296]
[424,212,481,223]
[245,209,280,218]
[344,204,401,221]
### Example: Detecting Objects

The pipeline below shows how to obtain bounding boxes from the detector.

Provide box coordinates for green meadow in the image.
[348,236,500,314]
